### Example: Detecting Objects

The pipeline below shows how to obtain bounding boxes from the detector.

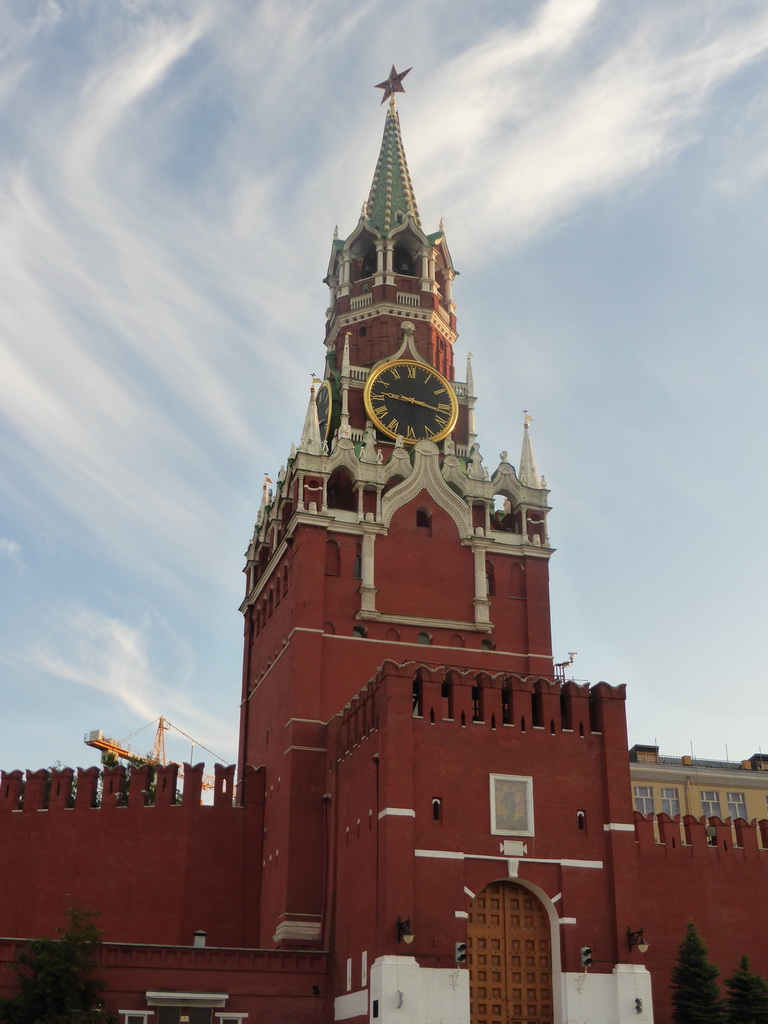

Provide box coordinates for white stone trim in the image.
[604,823,636,832]
[558,917,577,924]
[323,629,551,658]
[272,919,321,943]
[282,746,326,754]
[414,849,603,869]
[381,441,472,536]
[334,989,368,1020]
[378,807,416,819]
[357,609,492,632]
[146,993,227,1007]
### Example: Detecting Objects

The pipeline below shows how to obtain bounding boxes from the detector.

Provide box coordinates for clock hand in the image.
[377,391,441,412]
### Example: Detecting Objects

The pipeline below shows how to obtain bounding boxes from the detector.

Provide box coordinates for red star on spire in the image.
[374,65,412,104]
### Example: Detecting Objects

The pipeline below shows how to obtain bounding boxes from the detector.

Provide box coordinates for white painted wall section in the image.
[562,964,653,1024]
[369,955,470,1024]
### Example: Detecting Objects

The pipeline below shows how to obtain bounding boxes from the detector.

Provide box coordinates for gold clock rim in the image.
[363,359,459,444]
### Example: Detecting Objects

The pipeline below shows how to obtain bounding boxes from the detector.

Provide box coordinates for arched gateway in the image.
[468,881,554,1024]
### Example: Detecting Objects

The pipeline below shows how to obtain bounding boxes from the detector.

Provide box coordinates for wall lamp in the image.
[627,928,649,954]
[397,917,414,945]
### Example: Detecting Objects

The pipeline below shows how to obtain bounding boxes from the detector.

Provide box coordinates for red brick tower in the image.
[237,76,646,1024]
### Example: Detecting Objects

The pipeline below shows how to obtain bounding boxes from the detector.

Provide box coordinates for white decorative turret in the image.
[255,475,271,527]
[466,353,477,450]
[299,381,322,454]
[338,333,352,440]
[519,416,542,489]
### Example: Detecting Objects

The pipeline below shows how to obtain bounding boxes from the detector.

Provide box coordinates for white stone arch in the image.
[381,442,471,537]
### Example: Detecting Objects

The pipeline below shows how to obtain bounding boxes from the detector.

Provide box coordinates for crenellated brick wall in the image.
[0,763,265,949]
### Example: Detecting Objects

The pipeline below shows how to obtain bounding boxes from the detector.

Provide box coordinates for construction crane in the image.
[83,717,225,791]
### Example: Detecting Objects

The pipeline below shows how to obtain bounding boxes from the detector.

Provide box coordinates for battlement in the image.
[333,659,627,757]
[0,763,238,813]
[633,809,768,857]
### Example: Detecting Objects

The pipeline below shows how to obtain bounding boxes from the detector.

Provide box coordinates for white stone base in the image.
[562,963,653,1024]
[272,918,321,944]
[335,989,369,1020]
[368,955,470,1024]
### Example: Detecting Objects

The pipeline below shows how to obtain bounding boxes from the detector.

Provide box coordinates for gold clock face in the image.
[363,359,459,444]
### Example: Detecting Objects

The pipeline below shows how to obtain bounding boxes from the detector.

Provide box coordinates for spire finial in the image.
[375,65,412,104]
[519,413,542,488]
[364,74,421,233]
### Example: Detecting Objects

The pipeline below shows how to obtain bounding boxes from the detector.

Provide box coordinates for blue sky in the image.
[2,0,768,774]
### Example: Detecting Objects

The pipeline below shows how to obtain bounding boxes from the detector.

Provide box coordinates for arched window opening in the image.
[393,245,414,275]
[501,686,512,725]
[531,691,543,728]
[325,538,341,576]
[412,678,423,717]
[416,507,432,534]
[353,544,362,580]
[485,560,496,596]
[560,693,572,730]
[359,325,367,337]
[472,686,481,722]
[327,469,356,512]
[441,680,453,720]
[417,631,431,645]
[361,246,376,278]
[490,493,515,532]
[577,810,586,832]
[451,633,465,648]
[352,625,367,639]
[432,797,442,821]
[481,638,495,651]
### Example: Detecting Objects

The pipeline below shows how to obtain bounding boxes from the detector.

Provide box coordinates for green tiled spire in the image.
[363,98,421,236]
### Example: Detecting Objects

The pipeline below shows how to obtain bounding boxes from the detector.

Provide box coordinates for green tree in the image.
[725,956,768,1024]
[671,922,727,1024]
[0,904,115,1024]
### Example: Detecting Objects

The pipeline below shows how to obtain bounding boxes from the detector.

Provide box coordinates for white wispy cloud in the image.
[0,537,25,570]
[398,1,768,253]
[22,602,234,757]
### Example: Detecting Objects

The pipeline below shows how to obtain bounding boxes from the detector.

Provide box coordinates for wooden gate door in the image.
[467,881,553,1024]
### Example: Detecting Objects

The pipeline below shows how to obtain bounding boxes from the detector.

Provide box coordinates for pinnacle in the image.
[519,419,542,489]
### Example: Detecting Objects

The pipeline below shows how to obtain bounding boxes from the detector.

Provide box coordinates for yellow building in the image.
[630,744,768,821]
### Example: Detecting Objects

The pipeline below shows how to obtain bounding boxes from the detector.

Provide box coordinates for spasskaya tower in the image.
[236,66,566,1024]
